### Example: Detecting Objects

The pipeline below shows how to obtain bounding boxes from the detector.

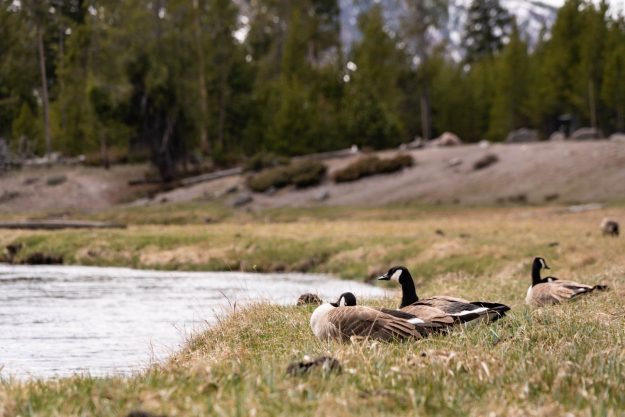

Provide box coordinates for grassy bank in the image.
[2,204,625,281]
[1,204,624,416]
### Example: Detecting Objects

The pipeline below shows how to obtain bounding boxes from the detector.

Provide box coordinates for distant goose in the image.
[377,266,510,322]
[525,257,609,306]
[309,292,442,342]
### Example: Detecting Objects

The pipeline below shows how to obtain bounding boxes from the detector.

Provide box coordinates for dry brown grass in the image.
[1,204,625,416]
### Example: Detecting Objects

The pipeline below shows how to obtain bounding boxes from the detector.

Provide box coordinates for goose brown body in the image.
[526,257,609,306]
[310,293,440,342]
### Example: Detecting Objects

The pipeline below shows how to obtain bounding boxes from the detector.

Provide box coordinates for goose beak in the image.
[544,265,550,269]
[377,274,390,281]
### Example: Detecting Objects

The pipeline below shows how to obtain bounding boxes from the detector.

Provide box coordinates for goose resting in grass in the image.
[341,291,489,330]
[525,257,609,306]
[377,266,510,322]
[310,292,443,342]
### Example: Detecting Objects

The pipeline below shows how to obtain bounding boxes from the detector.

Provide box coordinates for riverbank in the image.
[1,204,624,280]
[1,204,624,416]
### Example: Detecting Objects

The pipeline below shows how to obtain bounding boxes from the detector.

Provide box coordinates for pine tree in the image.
[344,5,406,148]
[488,23,531,141]
[463,0,513,63]
[602,17,625,132]
[402,0,449,140]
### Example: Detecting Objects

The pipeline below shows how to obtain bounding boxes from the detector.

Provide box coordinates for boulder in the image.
[431,132,462,147]
[505,128,539,143]
[609,132,625,142]
[231,193,253,207]
[570,127,604,141]
[549,132,566,141]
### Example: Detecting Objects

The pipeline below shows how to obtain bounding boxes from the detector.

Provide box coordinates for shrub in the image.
[244,152,290,173]
[247,160,327,192]
[333,154,414,183]
[290,160,327,188]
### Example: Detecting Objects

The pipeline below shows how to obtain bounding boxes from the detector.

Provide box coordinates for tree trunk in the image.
[193,0,210,155]
[589,80,597,129]
[217,74,227,150]
[100,130,110,170]
[37,26,52,158]
[420,80,432,141]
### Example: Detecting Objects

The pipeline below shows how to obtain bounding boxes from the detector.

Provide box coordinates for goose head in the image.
[531,257,550,286]
[377,266,418,307]
[330,292,357,307]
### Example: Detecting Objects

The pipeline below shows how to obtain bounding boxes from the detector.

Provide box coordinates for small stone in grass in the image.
[286,356,341,376]
[297,293,322,306]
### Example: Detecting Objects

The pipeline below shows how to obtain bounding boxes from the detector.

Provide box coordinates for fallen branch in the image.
[0,220,126,230]
[180,167,243,187]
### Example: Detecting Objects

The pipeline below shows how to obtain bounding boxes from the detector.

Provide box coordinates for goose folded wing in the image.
[400,304,455,325]
[326,307,420,341]
[540,281,593,303]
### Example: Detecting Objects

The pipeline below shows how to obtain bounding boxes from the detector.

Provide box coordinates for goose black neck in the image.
[531,262,542,286]
[399,270,419,308]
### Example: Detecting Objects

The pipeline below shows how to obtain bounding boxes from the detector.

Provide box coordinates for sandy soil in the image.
[246,140,625,208]
[1,140,624,214]
[0,164,151,214]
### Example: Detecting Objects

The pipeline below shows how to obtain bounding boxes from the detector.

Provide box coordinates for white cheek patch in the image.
[390,270,402,282]
[540,259,546,268]
[407,317,425,324]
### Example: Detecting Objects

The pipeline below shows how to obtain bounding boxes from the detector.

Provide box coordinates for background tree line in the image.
[0,0,624,179]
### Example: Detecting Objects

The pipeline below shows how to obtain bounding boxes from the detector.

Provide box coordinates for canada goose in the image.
[309,292,441,342]
[377,266,510,321]
[525,257,609,306]
[338,287,485,327]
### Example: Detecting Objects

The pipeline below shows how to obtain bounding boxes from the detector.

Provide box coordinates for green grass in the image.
[1,204,625,416]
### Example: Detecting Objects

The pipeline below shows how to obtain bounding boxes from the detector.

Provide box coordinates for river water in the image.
[0,264,386,379]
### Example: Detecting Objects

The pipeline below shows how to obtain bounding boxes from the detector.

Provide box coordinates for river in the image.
[0,264,386,379]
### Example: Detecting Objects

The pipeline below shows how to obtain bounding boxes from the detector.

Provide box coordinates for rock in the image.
[46,175,67,186]
[505,128,539,143]
[232,193,253,207]
[431,132,462,147]
[286,356,342,376]
[600,218,619,237]
[0,190,19,203]
[314,189,330,201]
[297,293,323,306]
[225,185,239,194]
[22,177,38,185]
[571,127,604,141]
[125,411,167,417]
[447,157,462,167]
[23,252,63,265]
[402,137,424,150]
[473,154,499,170]
[609,133,625,142]
[264,186,277,196]
[544,193,559,202]
[435,229,445,236]
[478,140,490,149]
[549,132,567,141]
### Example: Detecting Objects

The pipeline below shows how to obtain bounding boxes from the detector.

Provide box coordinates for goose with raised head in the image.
[526,257,609,306]
[377,266,510,322]
[309,292,442,342]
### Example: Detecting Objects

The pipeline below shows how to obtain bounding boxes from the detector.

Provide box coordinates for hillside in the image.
[144,140,625,211]
[1,140,625,216]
